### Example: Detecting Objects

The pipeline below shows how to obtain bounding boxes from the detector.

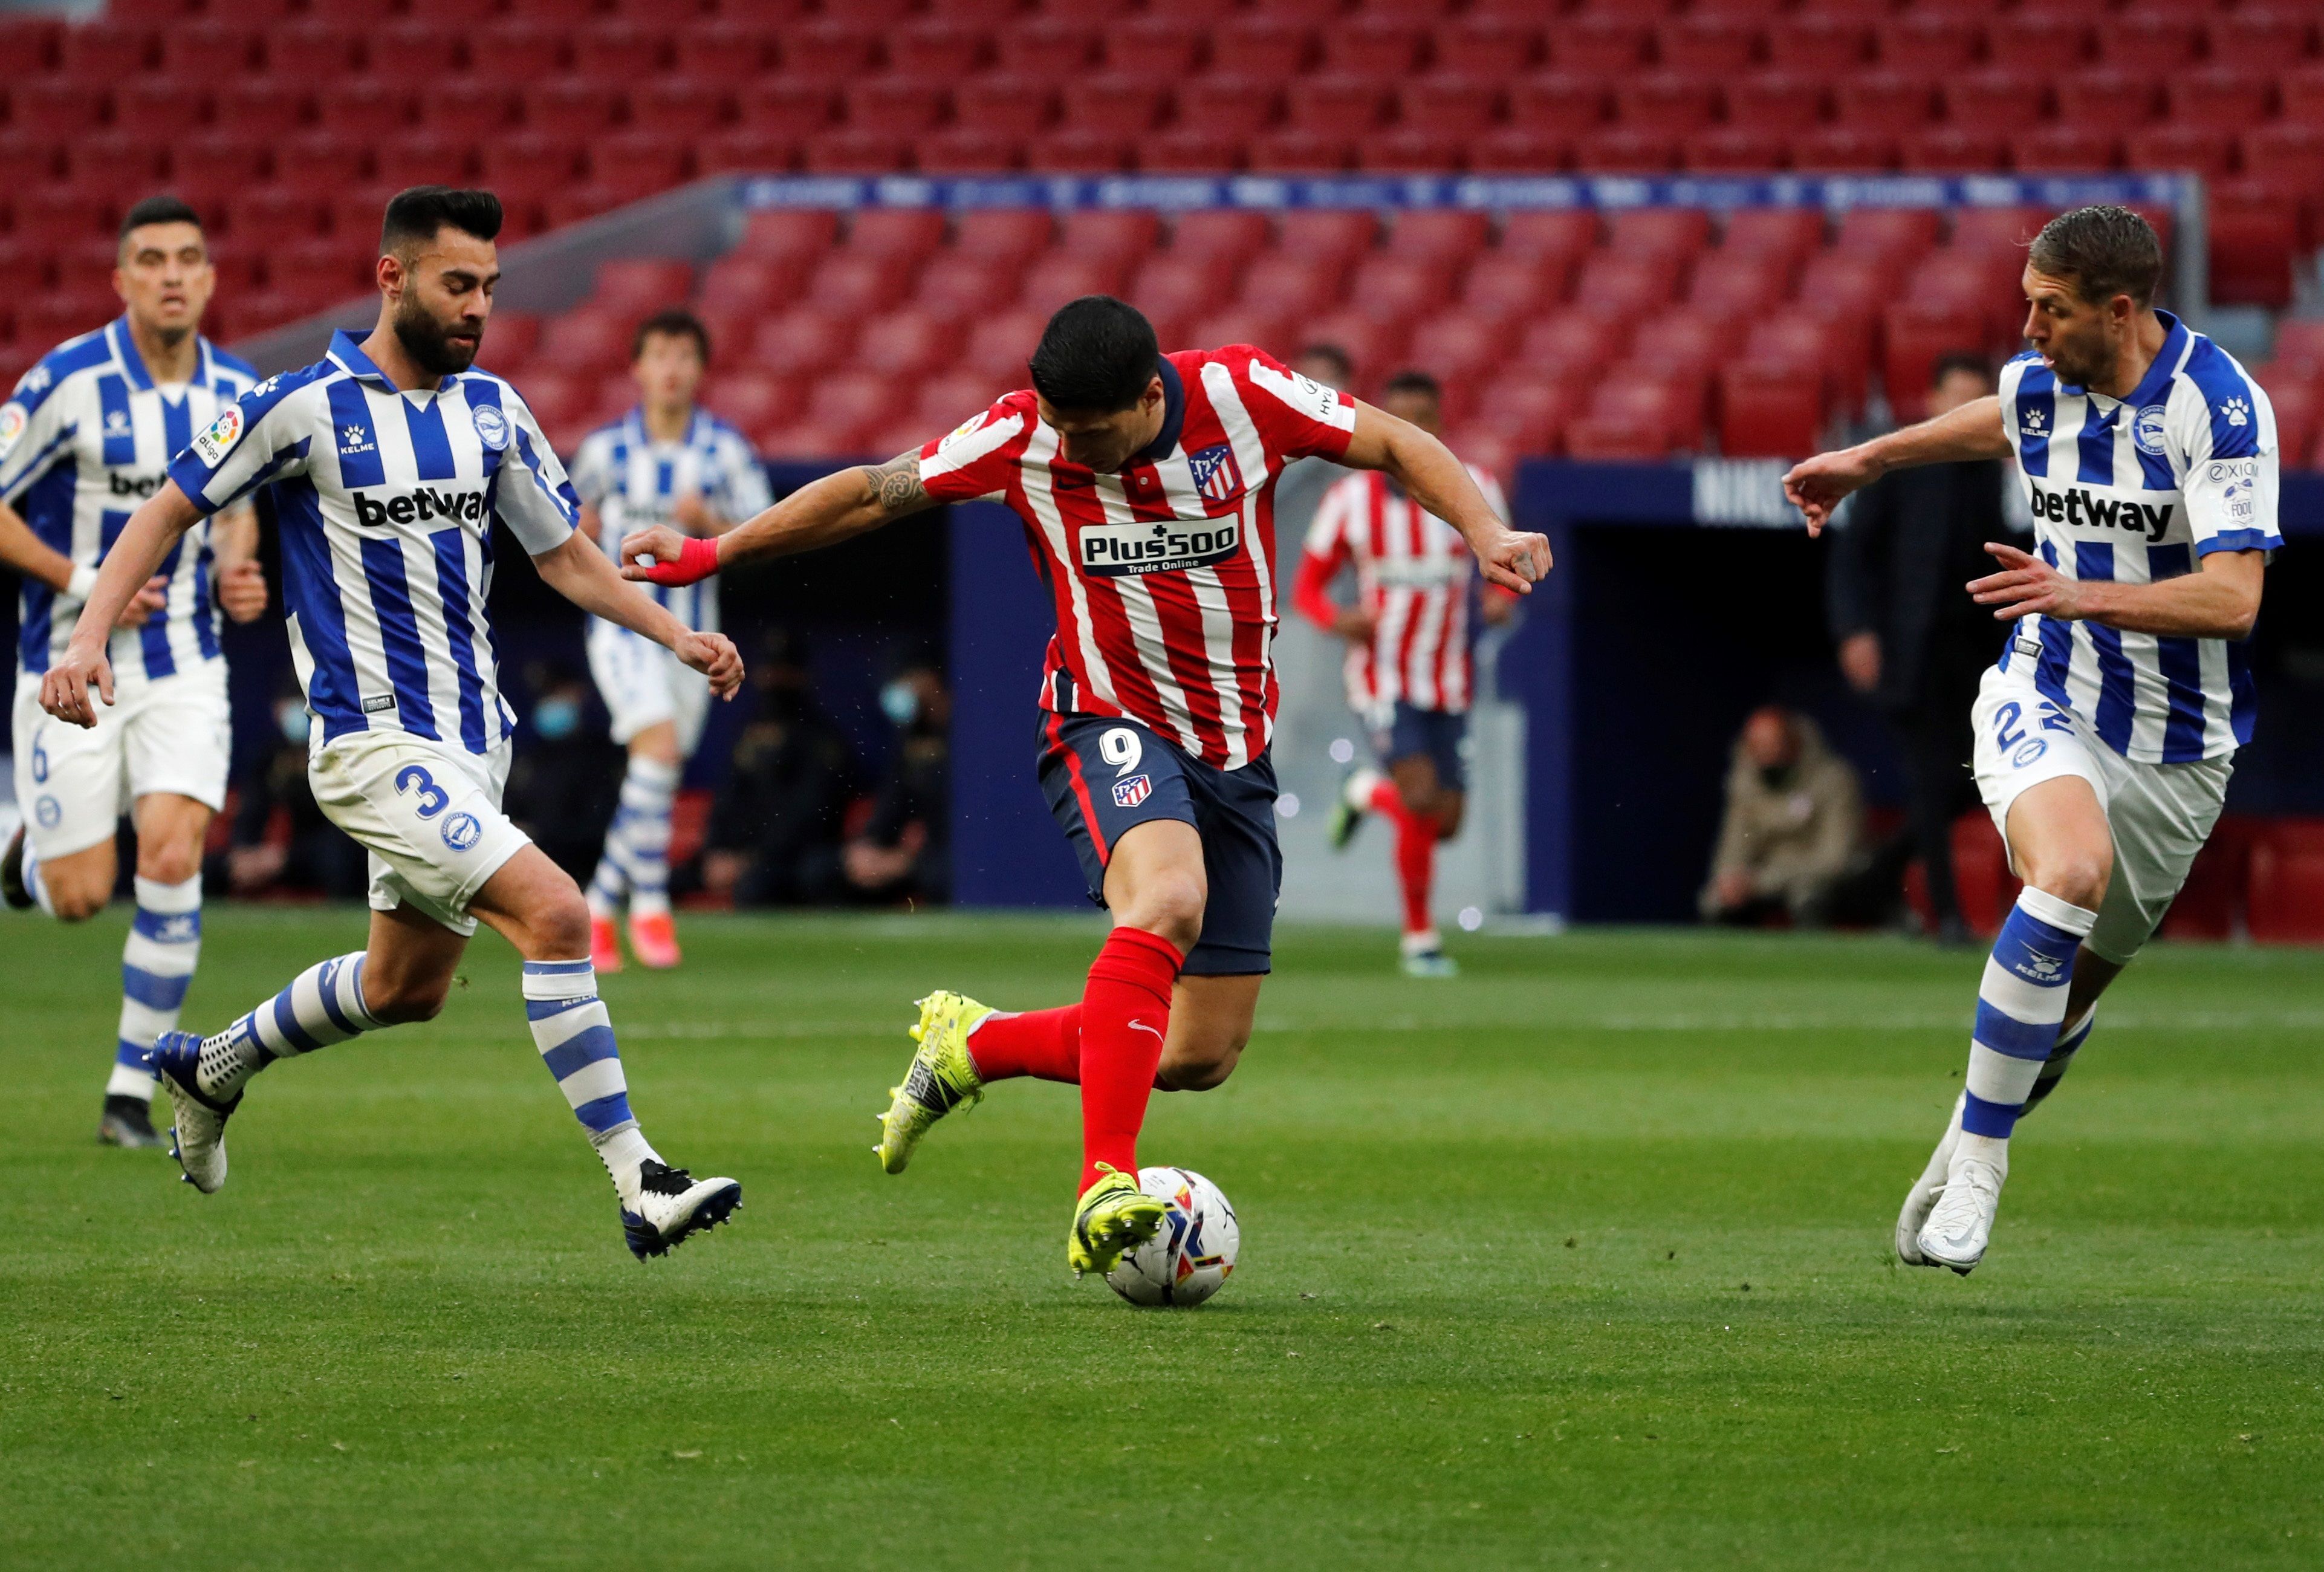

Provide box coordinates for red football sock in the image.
[966,1005,1080,1083]
[1366,778,1406,820]
[1394,805,1438,937]
[1077,926,1184,1192]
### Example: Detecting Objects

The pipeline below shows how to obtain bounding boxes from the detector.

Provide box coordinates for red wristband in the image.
[641,534,721,586]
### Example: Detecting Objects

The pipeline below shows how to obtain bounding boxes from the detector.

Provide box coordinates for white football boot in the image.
[621,1159,742,1260]
[1916,1145,2008,1276]
[1896,1091,1965,1266]
[148,1030,237,1194]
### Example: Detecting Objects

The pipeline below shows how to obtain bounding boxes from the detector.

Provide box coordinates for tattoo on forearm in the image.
[862,450,929,516]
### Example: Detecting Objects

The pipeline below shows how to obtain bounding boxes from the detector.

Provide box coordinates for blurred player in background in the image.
[1786,207,2278,1275]
[571,307,769,972]
[1296,370,1513,976]
[623,296,1550,1279]
[41,188,747,1260]
[0,195,268,1149]
[1268,342,1358,540]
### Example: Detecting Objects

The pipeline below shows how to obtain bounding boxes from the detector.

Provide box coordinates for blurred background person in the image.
[1268,342,1359,540]
[1825,354,2015,946]
[1701,705,1868,928]
[573,307,770,972]
[505,664,625,885]
[842,658,950,907]
[699,628,855,908]
[214,684,366,901]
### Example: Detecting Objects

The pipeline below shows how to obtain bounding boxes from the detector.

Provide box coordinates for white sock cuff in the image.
[1345,767,1383,808]
[627,756,680,791]
[522,958,600,1002]
[133,873,203,913]
[2017,886,2098,937]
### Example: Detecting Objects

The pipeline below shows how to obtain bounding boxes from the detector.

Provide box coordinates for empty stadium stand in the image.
[2,0,2319,470]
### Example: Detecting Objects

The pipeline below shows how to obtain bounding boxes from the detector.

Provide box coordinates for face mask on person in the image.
[880,680,920,729]
[533,697,581,741]
[276,700,310,745]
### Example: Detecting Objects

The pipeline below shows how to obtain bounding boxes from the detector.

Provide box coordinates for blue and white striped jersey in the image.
[1996,311,2283,764]
[167,330,579,756]
[0,317,256,681]
[568,406,769,635]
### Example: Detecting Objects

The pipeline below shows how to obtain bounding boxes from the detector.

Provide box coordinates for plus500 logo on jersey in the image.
[2025,480,2175,542]
[1079,516,1241,577]
[353,486,489,528]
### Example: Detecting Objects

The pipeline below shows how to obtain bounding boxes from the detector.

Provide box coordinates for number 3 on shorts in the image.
[1099,726,1142,779]
[395,764,450,819]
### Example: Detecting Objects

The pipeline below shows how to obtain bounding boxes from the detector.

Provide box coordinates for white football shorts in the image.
[308,730,530,938]
[11,665,230,859]
[1970,658,2233,966]
[586,619,709,753]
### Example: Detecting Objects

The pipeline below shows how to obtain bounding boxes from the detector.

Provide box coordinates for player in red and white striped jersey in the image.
[622,297,1549,1277]
[1294,372,1516,976]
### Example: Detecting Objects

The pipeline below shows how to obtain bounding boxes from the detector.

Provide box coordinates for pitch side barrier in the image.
[1498,460,2324,924]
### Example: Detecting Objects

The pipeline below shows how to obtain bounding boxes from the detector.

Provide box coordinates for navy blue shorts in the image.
[1374,701,1469,792]
[1036,712,1281,976]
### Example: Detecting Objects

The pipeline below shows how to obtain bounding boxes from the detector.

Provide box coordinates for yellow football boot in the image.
[1067,1163,1166,1278]
[874,991,993,1174]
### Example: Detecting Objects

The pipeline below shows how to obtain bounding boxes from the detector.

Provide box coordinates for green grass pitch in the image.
[4,908,2322,1569]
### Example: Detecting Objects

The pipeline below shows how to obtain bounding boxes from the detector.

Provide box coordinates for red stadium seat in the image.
[1021,251,1135,314]
[1719,364,1825,458]
[2271,319,2324,374]
[1140,131,1244,173]
[2210,11,2320,74]
[1883,304,1991,421]
[1464,130,1569,173]
[805,252,920,316]
[1057,210,1163,267]
[845,209,949,264]
[161,21,259,78]
[748,310,858,378]
[1719,209,1825,268]
[1563,410,1676,463]
[1239,252,1354,316]
[736,209,842,265]
[814,371,908,453]
[2124,123,2235,182]
[478,135,583,206]
[2261,376,2320,461]
[1293,312,1410,384]
[1183,308,1294,360]
[417,84,515,144]
[1358,131,1468,172]
[1173,76,1283,139]
[1687,253,1794,316]
[62,135,166,204]
[1765,16,1871,72]
[2094,12,2204,71]
[1834,208,1943,267]
[1210,18,1315,78]
[1343,255,1462,326]
[1457,250,1571,319]
[1404,311,1513,386]
[1724,73,1831,136]
[781,21,878,77]
[1874,16,1981,74]
[57,20,153,80]
[916,372,1005,433]
[1658,17,1761,75]
[111,82,208,141]
[1949,206,2052,257]
[1904,128,2014,175]
[264,18,356,80]
[846,79,952,137]
[634,81,730,139]
[1060,76,1169,136]
[0,18,58,76]
[574,21,672,80]
[1790,128,1899,172]
[13,81,109,135]
[993,18,1095,79]
[375,136,478,190]
[1943,72,2051,136]
[1684,128,1790,172]
[959,307,1050,383]
[1278,210,1381,269]
[1433,18,1543,78]
[1323,18,1427,77]
[1170,210,1274,265]
[1469,373,1587,452]
[1506,72,1611,137]
[2014,127,2121,174]
[1126,253,1238,323]
[1630,310,1739,383]
[913,129,1020,174]
[1614,74,1720,138]
[2049,71,2158,136]
[1497,209,1602,268]
[1386,211,1492,265]
[695,256,785,317]
[856,310,965,380]
[947,210,1052,268]
[1983,16,2091,74]
[709,374,808,447]
[1285,76,1392,137]
[801,131,912,175]
[314,82,407,138]
[532,310,633,378]
[541,186,628,232]
[1836,73,1938,135]
[669,20,771,83]
[1104,16,1201,76]
[1550,16,1650,73]
[1572,251,1687,312]
[952,76,1057,138]
[226,190,326,250]
[366,22,461,79]
[736,82,837,138]
[2241,125,2324,195]
[696,131,801,177]
[591,259,693,317]
[523,83,625,141]
[1574,128,1681,174]
[2245,822,2324,945]
[2168,69,2276,133]
[1748,310,1868,412]
[478,19,571,78]
[1394,76,1505,138]
[1606,208,1712,262]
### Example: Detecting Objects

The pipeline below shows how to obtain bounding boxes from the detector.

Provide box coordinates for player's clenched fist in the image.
[618,524,720,587]
[674,629,744,700]
[1474,526,1552,594]
[40,640,114,728]
[1782,447,1883,536]
[216,559,269,623]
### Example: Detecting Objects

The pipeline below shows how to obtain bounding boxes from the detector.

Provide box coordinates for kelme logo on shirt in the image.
[190,404,243,467]
[1078,516,1241,577]
[353,486,489,528]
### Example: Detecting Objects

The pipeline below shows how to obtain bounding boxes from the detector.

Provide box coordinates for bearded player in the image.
[1785,207,2277,1274]
[622,296,1550,1278]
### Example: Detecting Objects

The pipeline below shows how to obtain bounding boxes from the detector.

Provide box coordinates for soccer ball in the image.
[1105,1166,1239,1308]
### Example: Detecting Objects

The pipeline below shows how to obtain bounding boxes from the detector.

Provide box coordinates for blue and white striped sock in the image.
[1961,888,2098,1148]
[522,960,659,1202]
[21,839,54,918]
[2023,1008,2097,1114]
[195,952,380,1101]
[609,756,679,919]
[110,874,202,1100]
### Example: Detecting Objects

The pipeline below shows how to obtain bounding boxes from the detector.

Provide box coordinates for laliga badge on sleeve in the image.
[190,404,244,468]
[0,401,25,462]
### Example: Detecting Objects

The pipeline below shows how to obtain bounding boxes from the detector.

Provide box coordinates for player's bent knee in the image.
[1120,875,1206,953]
[1160,1034,1247,1093]
[135,843,203,888]
[50,885,108,923]
[368,975,449,1025]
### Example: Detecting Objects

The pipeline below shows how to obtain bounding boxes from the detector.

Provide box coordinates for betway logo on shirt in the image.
[1079,516,1241,577]
[2025,479,2175,542]
[352,486,489,528]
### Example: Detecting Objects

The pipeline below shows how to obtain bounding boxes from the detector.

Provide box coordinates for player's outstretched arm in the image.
[621,450,935,586]
[40,480,204,726]
[1785,395,2011,536]
[1339,403,1551,594]
[532,530,744,700]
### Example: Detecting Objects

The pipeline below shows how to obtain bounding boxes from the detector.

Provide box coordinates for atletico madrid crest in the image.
[1185,441,1242,505]
[1111,773,1152,808]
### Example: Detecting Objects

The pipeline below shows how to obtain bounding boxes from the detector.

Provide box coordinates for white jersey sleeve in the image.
[0,360,80,504]
[492,385,580,556]
[2164,354,2282,558]
[566,427,615,509]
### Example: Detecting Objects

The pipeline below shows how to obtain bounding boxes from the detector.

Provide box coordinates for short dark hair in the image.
[1381,369,1442,402]
[2027,205,2163,308]
[380,186,503,257]
[1929,352,1992,389]
[118,195,203,244]
[633,307,709,363]
[1028,296,1159,412]
[1299,342,1354,383]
